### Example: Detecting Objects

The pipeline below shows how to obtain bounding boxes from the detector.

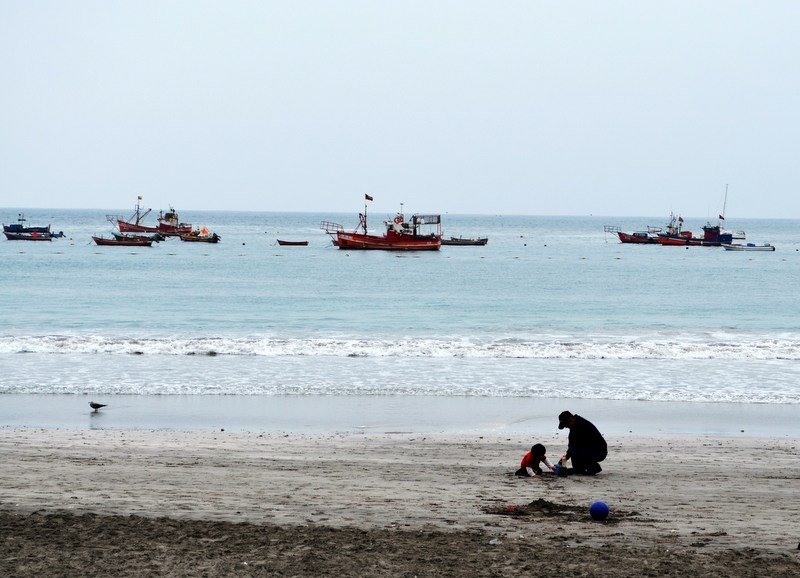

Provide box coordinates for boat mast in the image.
[361,200,368,235]
[721,183,728,222]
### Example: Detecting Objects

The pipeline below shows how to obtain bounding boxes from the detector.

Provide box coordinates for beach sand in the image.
[1,428,799,576]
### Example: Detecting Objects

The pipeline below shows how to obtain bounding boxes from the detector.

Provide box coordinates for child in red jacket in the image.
[515,443,556,477]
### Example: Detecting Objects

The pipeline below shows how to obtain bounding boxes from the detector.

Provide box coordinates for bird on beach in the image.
[89,401,107,412]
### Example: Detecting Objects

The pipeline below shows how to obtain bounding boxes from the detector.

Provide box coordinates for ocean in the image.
[2,208,799,433]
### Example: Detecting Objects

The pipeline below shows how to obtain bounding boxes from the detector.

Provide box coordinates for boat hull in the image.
[722,243,775,252]
[180,233,220,243]
[658,224,733,247]
[617,231,658,244]
[277,240,309,246]
[441,237,488,246]
[117,220,160,234]
[658,235,724,246]
[4,231,52,241]
[92,236,153,247]
[336,231,441,251]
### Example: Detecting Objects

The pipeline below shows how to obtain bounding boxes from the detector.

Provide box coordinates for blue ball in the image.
[589,501,609,521]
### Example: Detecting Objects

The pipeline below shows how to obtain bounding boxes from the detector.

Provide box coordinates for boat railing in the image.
[319,221,344,234]
[603,225,621,233]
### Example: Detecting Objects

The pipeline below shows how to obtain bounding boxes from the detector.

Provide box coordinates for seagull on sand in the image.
[89,401,107,412]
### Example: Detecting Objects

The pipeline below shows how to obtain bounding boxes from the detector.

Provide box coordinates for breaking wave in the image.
[1,333,799,361]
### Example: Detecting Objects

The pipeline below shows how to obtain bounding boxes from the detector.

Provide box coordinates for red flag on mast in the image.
[364,194,373,201]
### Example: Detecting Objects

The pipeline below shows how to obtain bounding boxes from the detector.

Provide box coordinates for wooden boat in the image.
[180,228,220,243]
[722,243,775,252]
[321,202,442,251]
[4,230,53,241]
[92,235,153,247]
[441,236,488,246]
[277,239,309,246]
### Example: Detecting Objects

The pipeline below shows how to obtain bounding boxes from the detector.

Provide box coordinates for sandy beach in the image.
[1,427,798,576]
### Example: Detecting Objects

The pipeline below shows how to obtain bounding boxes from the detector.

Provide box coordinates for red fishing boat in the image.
[156,206,192,236]
[605,224,658,244]
[657,213,732,246]
[110,197,192,236]
[110,197,158,234]
[321,201,441,251]
[616,229,660,244]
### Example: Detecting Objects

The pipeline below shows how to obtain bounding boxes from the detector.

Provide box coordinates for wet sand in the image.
[1,428,799,576]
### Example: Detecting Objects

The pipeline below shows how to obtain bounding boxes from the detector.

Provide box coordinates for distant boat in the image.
[3,213,52,235]
[617,231,659,244]
[4,230,54,241]
[441,236,488,246]
[156,206,193,236]
[721,243,775,252]
[112,231,164,242]
[277,239,309,246]
[110,197,192,236]
[605,224,660,244]
[180,228,220,243]
[92,235,153,247]
[110,197,158,234]
[321,201,442,251]
[656,213,733,247]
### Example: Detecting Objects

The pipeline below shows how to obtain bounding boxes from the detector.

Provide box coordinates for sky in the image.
[2,1,799,219]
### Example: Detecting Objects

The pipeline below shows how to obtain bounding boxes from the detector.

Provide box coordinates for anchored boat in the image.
[321,201,441,251]
[110,197,192,236]
[92,235,153,247]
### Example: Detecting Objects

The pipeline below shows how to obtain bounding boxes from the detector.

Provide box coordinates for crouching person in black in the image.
[558,410,607,475]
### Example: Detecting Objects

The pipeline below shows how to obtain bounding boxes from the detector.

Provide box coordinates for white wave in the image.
[2,333,800,361]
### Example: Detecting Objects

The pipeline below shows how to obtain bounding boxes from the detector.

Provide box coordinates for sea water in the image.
[1,208,799,430]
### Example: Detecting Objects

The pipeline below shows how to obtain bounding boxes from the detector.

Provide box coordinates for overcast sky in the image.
[2,1,799,218]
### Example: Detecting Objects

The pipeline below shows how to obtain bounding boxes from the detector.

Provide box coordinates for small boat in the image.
[321,201,442,251]
[92,235,153,247]
[180,228,220,243]
[721,243,775,252]
[4,230,54,241]
[441,236,488,246]
[277,239,309,246]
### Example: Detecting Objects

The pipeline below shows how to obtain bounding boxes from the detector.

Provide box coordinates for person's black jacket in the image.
[567,415,607,458]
